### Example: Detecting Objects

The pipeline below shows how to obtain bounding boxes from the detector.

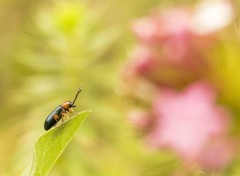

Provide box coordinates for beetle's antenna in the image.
[72,85,82,105]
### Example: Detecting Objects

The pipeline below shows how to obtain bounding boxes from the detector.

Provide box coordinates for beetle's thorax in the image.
[62,101,72,110]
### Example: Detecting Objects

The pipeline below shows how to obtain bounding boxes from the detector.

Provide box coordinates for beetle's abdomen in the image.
[44,106,63,130]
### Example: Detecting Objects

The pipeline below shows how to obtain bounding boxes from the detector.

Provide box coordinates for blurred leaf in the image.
[27,110,90,176]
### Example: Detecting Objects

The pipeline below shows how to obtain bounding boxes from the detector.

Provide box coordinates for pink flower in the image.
[122,44,205,88]
[196,139,235,171]
[128,110,151,129]
[123,0,236,172]
[128,46,156,75]
[132,7,194,64]
[131,1,234,66]
[146,81,232,169]
[132,8,191,46]
[127,7,217,88]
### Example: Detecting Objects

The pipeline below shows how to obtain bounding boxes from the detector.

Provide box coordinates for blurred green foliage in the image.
[0,0,175,175]
[1,0,240,176]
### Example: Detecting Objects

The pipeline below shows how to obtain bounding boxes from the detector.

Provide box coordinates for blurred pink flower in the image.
[131,0,234,67]
[122,0,236,172]
[122,44,206,88]
[121,46,158,86]
[127,7,217,88]
[196,139,235,171]
[132,8,191,46]
[128,110,151,129]
[126,46,156,77]
[146,81,232,169]
[132,8,194,64]
[125,1,234,89]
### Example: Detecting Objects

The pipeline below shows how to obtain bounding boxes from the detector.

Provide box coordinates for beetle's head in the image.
[62,86,81,111]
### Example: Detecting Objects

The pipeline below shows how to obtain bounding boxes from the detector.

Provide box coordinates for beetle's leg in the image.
[61,108,67,122]
[65,112,70,120]
[53,114,60,122]
[69,108,74,113]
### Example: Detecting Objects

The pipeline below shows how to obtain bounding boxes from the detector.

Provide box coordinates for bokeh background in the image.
[1,0,240,175]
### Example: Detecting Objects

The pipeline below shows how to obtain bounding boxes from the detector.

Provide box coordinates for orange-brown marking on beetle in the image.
[53,114,60,122]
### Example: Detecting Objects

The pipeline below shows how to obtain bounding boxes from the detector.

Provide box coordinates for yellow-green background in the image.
[1,0,240,175]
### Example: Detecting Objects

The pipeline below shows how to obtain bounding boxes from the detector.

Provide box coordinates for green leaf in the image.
[27,110,90,176]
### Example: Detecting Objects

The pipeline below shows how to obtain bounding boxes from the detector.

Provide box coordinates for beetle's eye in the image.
[69,102,76,108]
[68,102,73,107]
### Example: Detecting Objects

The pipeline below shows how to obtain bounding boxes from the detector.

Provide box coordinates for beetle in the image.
[44,87,82,131]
